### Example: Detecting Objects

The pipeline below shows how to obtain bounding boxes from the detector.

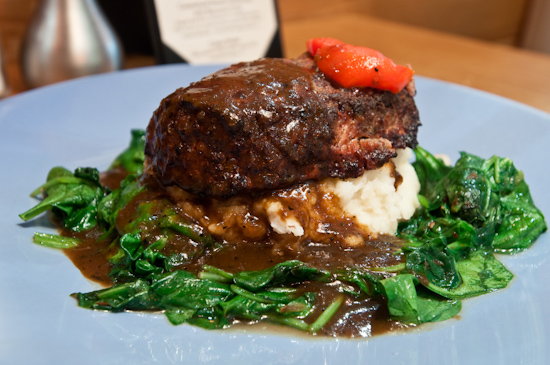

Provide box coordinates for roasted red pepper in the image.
[307,37,413,93]
[306,37,344,57]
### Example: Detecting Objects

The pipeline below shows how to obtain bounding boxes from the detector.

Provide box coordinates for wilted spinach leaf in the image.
[426,250,513,300]
[379,273,461,325]
[110,129,146,174]
[19,166,109,232]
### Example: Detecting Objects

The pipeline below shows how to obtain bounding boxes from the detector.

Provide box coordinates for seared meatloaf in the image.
[144,54,420,198]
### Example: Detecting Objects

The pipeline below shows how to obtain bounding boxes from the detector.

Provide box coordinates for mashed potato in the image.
[325,148,420,235]
[266,201,305,236]
[267,148,420,237]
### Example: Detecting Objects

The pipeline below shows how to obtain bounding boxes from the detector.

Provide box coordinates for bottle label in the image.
[150,0,282,64]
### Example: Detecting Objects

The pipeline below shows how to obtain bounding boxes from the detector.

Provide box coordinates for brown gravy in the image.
[62,170,409,337]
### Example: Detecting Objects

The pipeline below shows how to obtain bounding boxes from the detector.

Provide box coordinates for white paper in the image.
[153,0,278,64]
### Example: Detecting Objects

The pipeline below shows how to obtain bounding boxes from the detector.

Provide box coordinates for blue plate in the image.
[1,65,548,364]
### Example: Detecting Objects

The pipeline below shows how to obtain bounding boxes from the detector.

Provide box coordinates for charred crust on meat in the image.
[144,53,420,198]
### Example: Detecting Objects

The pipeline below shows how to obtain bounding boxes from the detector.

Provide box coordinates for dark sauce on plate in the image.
[62,169,410,337]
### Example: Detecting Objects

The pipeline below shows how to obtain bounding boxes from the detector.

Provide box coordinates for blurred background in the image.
[0,0,549,95]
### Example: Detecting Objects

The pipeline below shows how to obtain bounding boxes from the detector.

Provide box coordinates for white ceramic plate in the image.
[1,65,548,365]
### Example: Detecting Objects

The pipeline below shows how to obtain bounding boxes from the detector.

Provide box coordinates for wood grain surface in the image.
[281,13,550,113]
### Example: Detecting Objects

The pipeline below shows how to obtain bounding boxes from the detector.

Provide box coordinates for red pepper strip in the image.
[306,37,344,56]
[307,39,413,94]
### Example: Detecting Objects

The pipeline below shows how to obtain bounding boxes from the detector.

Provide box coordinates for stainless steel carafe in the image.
[21,0,123,89]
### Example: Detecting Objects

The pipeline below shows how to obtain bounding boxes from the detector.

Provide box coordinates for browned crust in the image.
[144,54,420,198]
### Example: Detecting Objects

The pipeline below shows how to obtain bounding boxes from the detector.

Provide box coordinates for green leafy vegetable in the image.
[110,129,146,174]
[32,232,81,249]
[19,135,547,335]
[19,166,109,232]
[233,260,330,291]
[378,274,461,325]
[404,147,547,256]
[74,260,326,331]
[405,238,462,289]
[413,146,452,197]
[492,180,547,252]
[426,250,514,300]
[415,289,462,323]
[399,147,546,301]
[97,176,145,228]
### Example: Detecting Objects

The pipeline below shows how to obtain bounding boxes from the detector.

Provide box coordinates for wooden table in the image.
[281,13,550,114]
